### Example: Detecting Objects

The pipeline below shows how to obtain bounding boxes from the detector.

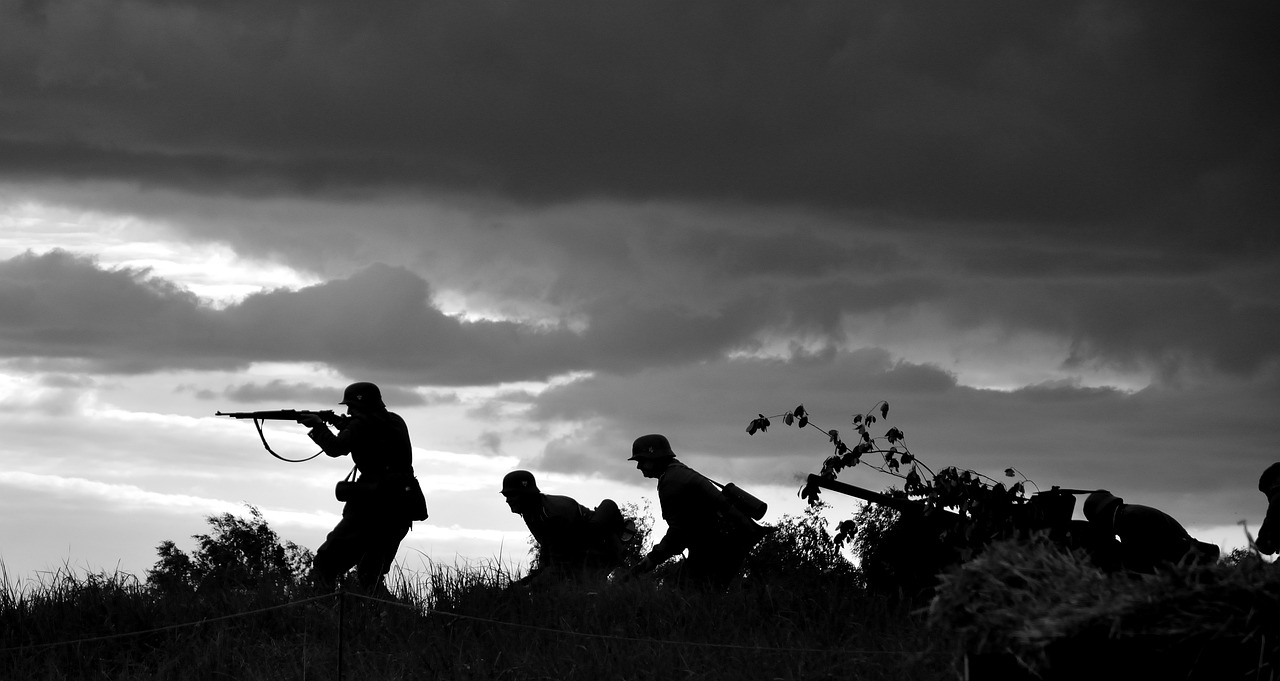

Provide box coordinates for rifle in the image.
[216,409,352,462]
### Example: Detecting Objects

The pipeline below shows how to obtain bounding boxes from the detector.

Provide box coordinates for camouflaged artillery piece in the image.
[804,474,1101,598]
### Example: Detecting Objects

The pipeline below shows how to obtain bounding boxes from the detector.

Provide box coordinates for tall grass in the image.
[0,559,952,681]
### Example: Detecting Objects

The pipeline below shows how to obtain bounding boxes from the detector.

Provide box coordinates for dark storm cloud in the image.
[941,277,1280,378]
[0,250,785,383]
[5,247,1278,387]
[1,0,1276,239]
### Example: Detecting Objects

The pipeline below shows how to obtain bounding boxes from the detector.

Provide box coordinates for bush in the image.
[745,502,858,583]
[146,505,313,594]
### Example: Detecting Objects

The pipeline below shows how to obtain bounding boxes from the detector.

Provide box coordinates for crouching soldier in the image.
[628,434,769,590]
[1256,462,1280,555]
[501,470,626,586]
[1083,490,1219,573]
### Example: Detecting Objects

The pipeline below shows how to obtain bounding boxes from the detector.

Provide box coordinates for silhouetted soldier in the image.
[1084,490,1218,573]
[1256,462,1280,555]
[297,382,418,593]
[501,470,625,585]
[628,434,767,589]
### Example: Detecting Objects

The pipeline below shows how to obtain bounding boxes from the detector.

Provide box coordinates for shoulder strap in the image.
[254,418,323,463]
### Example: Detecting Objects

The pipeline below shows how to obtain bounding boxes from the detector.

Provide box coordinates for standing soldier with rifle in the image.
[294,381,425,594]
[628,434,769,590]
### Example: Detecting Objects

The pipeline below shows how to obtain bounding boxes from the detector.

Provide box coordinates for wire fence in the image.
[1,588,924,679]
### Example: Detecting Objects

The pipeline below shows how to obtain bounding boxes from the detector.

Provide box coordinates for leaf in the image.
[828,429,839,444]
[885,427,903,443]
[794,404,806,418]
[887,458,900,472]
[852,414,862,425]
[746,420,758,435]
[784,412,794,426]
[1004,468,1016,478]
[759,414,770,431]
[866,415,876,426]
[901,451,914,464]
[797,416,808,428]
[880,402,890,419]
[799,481,822,505]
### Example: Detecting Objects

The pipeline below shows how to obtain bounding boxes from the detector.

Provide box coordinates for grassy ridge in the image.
[928,539,1280,680]
[0,562,952,681]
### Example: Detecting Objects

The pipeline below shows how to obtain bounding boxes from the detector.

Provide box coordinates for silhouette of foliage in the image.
[748,401,1064,595]
[146,505,313,593]
[620,499,654,566]
[744,502,858,582]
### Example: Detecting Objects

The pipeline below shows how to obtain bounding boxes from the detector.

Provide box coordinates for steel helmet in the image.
[1083,490,1123,525]
[1260,462,1280,493]
[501,470,540,495]
[629,434,675,461]
[340,382,384,408]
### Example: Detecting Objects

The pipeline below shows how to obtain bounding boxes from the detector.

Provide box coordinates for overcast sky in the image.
[2,0,1277,582]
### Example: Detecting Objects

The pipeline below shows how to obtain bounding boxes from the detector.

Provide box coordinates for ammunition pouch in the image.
[334,467,429,521]
[335,480,380,502]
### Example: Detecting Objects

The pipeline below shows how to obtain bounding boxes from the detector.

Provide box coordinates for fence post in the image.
[337,589,345,681]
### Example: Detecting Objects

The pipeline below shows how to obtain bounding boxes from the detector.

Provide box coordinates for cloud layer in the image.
[1,1,1276,235]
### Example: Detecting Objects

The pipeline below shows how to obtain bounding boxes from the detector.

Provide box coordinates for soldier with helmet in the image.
[297,381,419,593]
[1256,462,1280,555]
[629,434,767,589]
[501,470,626,585]
[1083,489,1218,573]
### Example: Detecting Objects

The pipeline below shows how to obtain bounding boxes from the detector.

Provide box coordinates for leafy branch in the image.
[747,401,1035,517]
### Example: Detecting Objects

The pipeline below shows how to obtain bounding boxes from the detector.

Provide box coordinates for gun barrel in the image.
[805,474,929,516]
[215,409,340,423]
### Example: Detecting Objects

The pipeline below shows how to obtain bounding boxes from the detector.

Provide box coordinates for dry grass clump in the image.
[927,538,1279,679]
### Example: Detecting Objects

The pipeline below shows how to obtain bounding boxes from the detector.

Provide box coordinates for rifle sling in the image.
[254,418,323,463]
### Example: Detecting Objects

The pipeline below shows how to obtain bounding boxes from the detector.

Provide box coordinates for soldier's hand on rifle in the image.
[296,413,326,429]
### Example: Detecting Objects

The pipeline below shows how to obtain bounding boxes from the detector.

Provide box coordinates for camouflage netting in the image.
[927,538,1280,680]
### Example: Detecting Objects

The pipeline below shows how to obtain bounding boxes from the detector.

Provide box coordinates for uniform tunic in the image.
[650,461,756,588]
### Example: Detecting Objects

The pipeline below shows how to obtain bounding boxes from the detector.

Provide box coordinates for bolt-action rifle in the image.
[216,409,352,462]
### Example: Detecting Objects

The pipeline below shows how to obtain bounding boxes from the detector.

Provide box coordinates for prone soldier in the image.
[1083,489,1218,573]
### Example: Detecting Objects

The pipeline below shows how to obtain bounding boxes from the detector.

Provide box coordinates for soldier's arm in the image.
[308,418,364,458]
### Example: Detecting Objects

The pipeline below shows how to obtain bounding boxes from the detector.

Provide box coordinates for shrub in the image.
[146,505,313,594]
